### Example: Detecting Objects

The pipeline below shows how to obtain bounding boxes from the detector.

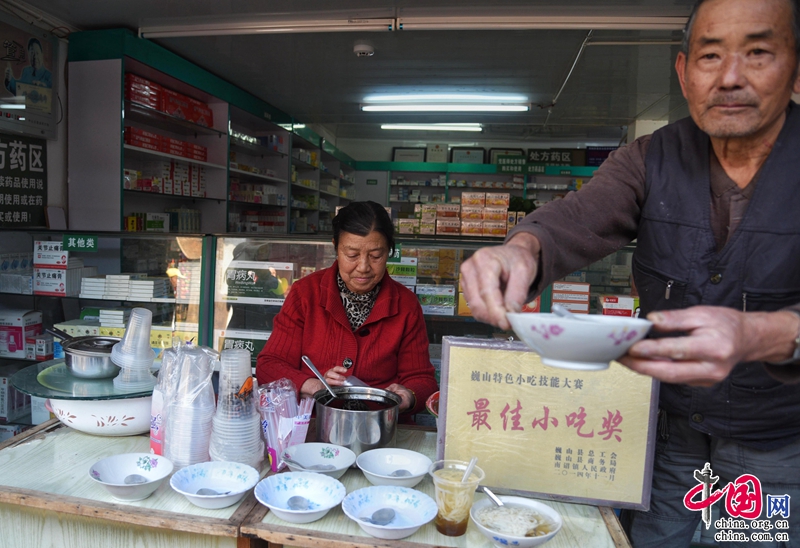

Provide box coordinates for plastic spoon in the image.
[552,303,584,321]
[287,495,310,510]
[361,507,395,525]
[461,456,478,482]
[481,485,504,507]
[301,355,338,400]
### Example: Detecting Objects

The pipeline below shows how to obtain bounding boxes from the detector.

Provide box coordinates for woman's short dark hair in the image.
[332,201,395,255]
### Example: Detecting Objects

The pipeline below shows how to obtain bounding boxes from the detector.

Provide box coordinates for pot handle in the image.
[46,327,72,342]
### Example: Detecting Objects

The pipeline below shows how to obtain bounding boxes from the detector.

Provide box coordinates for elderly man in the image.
[461,0,800,545]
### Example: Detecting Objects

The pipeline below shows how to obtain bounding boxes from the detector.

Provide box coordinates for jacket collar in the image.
[320,261,398,330]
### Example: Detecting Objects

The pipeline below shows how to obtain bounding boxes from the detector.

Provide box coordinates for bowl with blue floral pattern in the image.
[506,312,652,370]
[169,460,260,509]
[89,452,173,501]
[254,471,346,523]
[342,485,437,540]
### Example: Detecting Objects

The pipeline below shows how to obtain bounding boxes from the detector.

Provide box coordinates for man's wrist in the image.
[507,231,541,257]
[767,308,800,365]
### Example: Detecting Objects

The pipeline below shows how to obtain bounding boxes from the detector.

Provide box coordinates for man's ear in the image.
[675,51,689,99]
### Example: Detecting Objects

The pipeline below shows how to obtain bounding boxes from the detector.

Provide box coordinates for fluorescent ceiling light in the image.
[363,104,529,112]
[364,93,528,103]
[293,124,306,129]
[397,15,686,31]
[381,123,483,132]
[0,103,25,110]
[140,18,394,38]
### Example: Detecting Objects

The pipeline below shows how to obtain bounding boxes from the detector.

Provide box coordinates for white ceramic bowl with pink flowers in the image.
[506,313,652,370]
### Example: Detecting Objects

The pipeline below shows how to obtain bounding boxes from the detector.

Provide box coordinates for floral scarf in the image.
[337,272,380,331]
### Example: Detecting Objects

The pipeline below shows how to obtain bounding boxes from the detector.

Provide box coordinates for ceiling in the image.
[18,1,696,145]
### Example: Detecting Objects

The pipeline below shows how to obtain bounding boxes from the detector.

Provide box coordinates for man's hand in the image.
[460,232,541,330]
[619,306,800,386]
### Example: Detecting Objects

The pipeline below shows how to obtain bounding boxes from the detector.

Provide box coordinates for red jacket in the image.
[255,262,438,415]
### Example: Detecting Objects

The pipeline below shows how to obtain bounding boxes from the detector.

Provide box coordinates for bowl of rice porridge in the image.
[470,495,562,547]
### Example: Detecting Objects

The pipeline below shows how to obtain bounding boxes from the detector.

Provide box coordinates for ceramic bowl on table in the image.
[356,447,432,488]
[47,396,152,436]
[281,442,356,479]
[470,495,563,548]
[169,461,260,509]
[342,485,437,540]
[88,452,173,501]
[506,312,652,370]
[254,472,346,523]
[425,391,440,418]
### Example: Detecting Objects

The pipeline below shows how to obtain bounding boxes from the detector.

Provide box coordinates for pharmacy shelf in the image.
[123,145,226,171]
[230,168,288,185]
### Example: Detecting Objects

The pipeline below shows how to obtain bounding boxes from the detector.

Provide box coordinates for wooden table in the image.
[0,421,630,548]
[240,425,631,548]
[0,420,263,548]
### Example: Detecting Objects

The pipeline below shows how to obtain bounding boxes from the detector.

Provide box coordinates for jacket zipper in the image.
[665,280,674,300]
[742,292,747,312]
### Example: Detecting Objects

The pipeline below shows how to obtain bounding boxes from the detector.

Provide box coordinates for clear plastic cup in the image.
[429,459,486,536]
[111,308,156,368]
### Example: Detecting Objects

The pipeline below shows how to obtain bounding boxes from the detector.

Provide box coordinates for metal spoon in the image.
[481,485,504,507]
[389,469,412,477]
[123,474,148,485]
[552,303,585,321]
[281,455,335,471]
[361,507,395,525]
[302,355,338,400]
[287,495,310,510]
[196,488,231,496]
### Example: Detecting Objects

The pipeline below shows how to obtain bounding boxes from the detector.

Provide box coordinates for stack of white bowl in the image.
[111,308,157,393]
[164,344,217,468]
[209,349,264,470]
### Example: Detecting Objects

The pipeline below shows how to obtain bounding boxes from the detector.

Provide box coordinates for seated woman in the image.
[255,201,438,416]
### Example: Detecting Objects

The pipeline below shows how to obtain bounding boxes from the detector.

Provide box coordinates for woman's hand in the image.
[299,365,350,398]
[386,383,415,412]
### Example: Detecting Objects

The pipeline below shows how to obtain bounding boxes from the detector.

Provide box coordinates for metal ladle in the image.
[281,455,336,471]
[481,485,505,507]
[552,303,585,321]
[287,495,310,510]
[196,488,231,496]
[389,469,412,477]
[361,507,396,525]
[302,355,338,400]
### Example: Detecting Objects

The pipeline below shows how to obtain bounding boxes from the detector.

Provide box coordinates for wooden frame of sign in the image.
[392,147,427,162]
[450,147,485,164]
[489,148,525,164]
[437,336,658,510]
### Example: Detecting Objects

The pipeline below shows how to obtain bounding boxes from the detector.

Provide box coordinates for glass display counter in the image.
[0,230,210,354]
[11,360,151,400]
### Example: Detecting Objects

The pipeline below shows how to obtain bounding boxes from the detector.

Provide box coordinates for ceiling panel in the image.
[24,0,695,143]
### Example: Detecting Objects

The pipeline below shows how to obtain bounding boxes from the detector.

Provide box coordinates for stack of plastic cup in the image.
[209,349,264,470]
[111,308,157,393]
[164,344,217,469]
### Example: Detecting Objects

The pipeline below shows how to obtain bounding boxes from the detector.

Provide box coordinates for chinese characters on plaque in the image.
[438,338,658,510]
[0,132,47,227]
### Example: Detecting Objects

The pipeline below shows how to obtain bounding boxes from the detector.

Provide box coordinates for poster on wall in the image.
[0,132,47,227]
[0,13,59,140]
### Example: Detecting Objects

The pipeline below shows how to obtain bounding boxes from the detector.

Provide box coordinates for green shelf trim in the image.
[356,161,502,174]
[68,29,291,125]
[544,165,598,177]
[292,125,322,148]
[321,139,356,167]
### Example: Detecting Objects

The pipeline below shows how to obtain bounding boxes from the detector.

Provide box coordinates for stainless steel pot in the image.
[314,386,401,457]
[51,329,122,379]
